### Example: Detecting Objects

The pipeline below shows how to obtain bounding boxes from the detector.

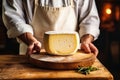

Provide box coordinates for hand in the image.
[18,32,42,55]
[80,34,98,56]
[26,40,41,55]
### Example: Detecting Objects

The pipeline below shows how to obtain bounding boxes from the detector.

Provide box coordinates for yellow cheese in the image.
[44,31,80,55]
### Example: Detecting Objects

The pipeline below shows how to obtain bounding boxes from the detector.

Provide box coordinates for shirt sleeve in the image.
[2,0,33,38]
[78,0,100,40]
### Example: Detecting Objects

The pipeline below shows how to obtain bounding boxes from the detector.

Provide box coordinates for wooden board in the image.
[0,55,114,80]
[29,50,96,69]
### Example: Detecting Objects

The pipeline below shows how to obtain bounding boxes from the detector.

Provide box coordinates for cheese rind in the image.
[44,31,80,55]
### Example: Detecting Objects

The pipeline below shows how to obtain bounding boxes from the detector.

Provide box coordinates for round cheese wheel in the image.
[43,31,80,55]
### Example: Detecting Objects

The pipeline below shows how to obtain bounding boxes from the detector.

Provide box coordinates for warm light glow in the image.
[101,3,112,22]
[106,8,112,15]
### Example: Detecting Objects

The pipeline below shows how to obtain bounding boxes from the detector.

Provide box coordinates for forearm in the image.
[18,32,37,46]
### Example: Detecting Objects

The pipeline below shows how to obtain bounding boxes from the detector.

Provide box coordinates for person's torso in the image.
[30,0,78,44]
[22,0,84,24]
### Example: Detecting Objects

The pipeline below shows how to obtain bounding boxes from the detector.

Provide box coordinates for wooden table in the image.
[0,55,113,80]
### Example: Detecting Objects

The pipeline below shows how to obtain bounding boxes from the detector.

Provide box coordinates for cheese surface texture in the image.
[44,31,80,55]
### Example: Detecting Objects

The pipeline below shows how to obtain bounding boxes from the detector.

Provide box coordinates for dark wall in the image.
[0,0,19,54]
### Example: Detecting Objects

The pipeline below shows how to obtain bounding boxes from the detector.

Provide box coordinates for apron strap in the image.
[35,0,39,5]
[34,0,40,15]
[70,0,74,7]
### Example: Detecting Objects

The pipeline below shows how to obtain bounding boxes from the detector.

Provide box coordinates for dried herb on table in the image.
[77,66,99,75]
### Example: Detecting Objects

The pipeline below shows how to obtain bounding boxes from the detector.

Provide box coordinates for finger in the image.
[89,43,98,56]
[26,43,34,55]
[81,43,91,53]
[34,42,41,52]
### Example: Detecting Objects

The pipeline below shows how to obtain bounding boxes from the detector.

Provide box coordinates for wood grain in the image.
[0,55,114,80]
[29,50,96,69]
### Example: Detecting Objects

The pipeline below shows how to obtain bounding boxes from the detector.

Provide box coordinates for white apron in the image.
[19,0,77,55]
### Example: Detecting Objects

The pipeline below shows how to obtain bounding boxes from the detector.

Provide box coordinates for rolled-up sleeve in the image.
[2,0,33,38]
[78,0,100,40]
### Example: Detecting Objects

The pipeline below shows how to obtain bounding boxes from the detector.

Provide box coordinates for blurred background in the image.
[0,0,120,80]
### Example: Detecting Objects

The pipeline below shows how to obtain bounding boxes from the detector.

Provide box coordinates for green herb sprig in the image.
[77,66,99,75]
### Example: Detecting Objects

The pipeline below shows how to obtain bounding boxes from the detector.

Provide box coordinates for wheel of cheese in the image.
[43,31,80,55]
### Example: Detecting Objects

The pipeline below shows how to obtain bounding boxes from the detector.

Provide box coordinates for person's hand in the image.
[26,39,41,55]
[80,34,98,56]
[18,32,42,55]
